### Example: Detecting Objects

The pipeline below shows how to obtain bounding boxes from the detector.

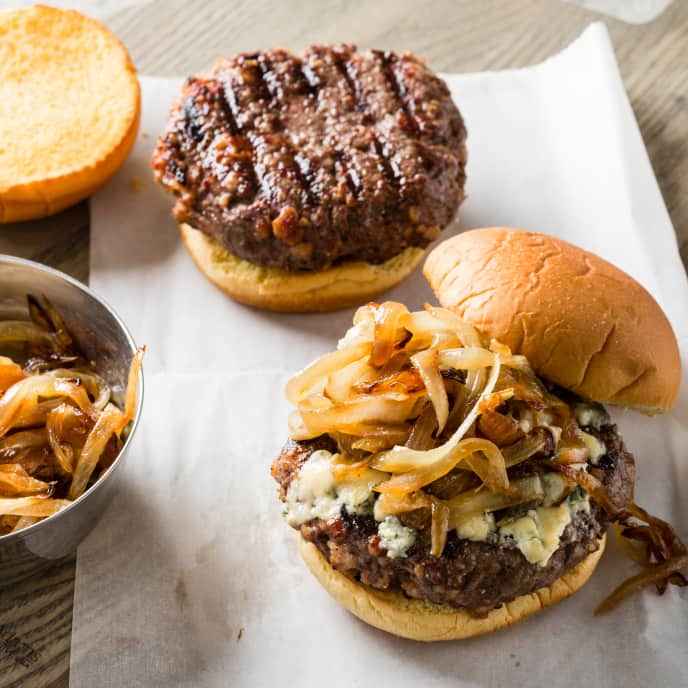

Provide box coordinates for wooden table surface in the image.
[0,0,686,685]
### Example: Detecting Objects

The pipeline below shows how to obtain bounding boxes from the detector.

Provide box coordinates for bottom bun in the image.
[297,533,606,642]
[180,223,425,313]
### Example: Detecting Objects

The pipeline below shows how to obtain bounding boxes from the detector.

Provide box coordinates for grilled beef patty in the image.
[272,424,635,615]
[153,45,467,272]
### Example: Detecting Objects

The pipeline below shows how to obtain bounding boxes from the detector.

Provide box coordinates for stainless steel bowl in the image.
[0,255,143,584]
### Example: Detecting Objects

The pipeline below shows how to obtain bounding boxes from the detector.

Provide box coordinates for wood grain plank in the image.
[0,557,75,688]
[0,203,89,283]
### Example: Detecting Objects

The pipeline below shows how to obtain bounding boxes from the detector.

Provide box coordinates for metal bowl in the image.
[0,255,143,584]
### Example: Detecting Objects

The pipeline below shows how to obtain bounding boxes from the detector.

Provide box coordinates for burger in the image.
[271,227,687,641]
[151,45,466,312]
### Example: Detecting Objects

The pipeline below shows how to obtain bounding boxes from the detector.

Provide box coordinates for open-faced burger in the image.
[271,227,686,641]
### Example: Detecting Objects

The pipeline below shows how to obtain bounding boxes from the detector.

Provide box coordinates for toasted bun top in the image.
[424,228,681,413]
[0,5,139,200]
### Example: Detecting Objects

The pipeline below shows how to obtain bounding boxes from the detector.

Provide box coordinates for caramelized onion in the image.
[446,475,544,524]
[502,431,548,467]
[0,296,144,534]
[10,515,40,533]
[0,376,94,438]
[122,347,144,423]
[299,394,420,438]
[12,399,63,428]
[331,454,374,480]
[595,554,688,614]
[0,464,52,496]
[287,410,314,440]
[375,438,503,495]
[405,402,437,451]
[364,367,424,396]
[550,463,622,515]
[478,390,515,413]
[375,491,432,517]
[0,428,48,457]
[370,302,410,367]
[69,404,124,500]
[438,346,495,371]
[371,353,500,473]
[0,496,70,518]
[49,369,111,410]
[411,349,448,433]
[614,522,649,566]
[445,366,486,435]
[0,358,26,392]
[403,310,454,351]
[350,434,408,453]
[478,409,523,446]
[424,305,482,347]
[286,342,371,405]
[30,295,73,350]
[430,499,450,557]
[46,404,79,474]
[462,442,510,493]
[325,358,373,403]
[498,366,548,409]
[0,321,55,346]
[424,469,478,500]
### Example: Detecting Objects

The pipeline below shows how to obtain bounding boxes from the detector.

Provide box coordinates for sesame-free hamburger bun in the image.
[180,223,425,313]
[424,227,681,413]
[298,534,606,642]
[0,5,140,222]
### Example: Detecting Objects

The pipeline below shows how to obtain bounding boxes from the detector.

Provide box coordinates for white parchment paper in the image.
[70,24,688,687]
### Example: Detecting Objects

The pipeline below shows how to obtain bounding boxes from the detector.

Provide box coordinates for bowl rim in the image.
[0,253,144,544]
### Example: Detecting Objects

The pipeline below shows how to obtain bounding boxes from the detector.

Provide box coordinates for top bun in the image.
[0,5,140,222]
[424,227,681,413]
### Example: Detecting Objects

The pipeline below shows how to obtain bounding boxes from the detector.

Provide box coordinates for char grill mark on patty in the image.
[271,423,635,613]
[220,56,306,210]
[372,49,419,136]
[170,77,259,206]
[152,45,467,272]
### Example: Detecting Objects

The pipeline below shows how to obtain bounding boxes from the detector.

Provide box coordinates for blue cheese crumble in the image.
[377,516,416,558]
[284,448,593,568]
[497,487,591,565]
[283,450,386,527]
[573,401,610,430]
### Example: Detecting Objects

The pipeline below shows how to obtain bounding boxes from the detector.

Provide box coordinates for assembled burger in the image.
[152,45,466,312]
[271,227,686,641]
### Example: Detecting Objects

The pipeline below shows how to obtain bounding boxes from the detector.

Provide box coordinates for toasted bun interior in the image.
[0,5,140,222]
[424,228,681,412]
[297,534,605,642]
[180,223,425,313]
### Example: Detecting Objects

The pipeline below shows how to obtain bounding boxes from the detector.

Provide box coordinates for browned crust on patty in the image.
[153,45,467,272]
